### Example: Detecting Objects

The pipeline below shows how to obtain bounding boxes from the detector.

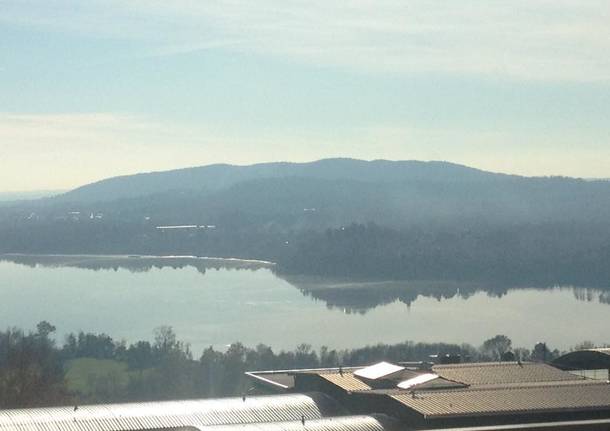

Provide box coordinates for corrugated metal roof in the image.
[246,367,364,392]
[318,373,372,392]
[457,378,602,391]
[406,378,467,391]
[317,369,468,393]
[391,380,610,419]
[190,415,391,431]
[426,418,610,430]
[0,394,338,431]
[432,362,582,386]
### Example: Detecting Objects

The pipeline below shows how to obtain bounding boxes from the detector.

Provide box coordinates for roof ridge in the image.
[392,379,607,396]
[433,361,536,369]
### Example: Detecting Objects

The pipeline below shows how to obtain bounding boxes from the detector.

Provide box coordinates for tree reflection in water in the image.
[2,253,609,314]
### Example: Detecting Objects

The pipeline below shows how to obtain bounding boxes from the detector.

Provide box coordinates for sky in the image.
[1,1,610,191]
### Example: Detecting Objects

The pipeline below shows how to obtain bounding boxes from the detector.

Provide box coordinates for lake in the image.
[0,255,608,353]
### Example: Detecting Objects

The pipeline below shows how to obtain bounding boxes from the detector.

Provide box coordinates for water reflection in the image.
[0,253,273,275]
[276,277,486,313]
[572,287,610,306]
[279,276,610,314]
[2,253,609,314]
[1,254,610,350]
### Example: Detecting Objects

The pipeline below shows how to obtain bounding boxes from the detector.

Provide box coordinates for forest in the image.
[0,159,610,288]
[2,159,610,289]
[3,218,610,289]
[276,222,610,288]
[0,321,585,409]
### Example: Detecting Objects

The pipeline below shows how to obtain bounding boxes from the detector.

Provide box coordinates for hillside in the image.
[56,158,501,203]
[4,158,610,228]
[3,158,610,287]
[41,159,610,228]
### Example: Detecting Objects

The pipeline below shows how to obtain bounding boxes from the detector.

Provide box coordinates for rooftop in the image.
[553,348,610,371]
[190,415,395,431]
[0,393,342,431]
[266,360,610,428]
[430,362,583,386]
[5,358,610,431]
[391,379,610,419]
[314,370,467,393]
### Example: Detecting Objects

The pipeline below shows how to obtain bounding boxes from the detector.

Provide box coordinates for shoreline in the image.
[0,253,276,268]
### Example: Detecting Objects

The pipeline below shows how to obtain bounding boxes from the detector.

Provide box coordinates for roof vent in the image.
[397,373,438,389]
[354,362,405,381]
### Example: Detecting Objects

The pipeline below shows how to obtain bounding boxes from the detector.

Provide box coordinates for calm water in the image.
[0,257,608,352]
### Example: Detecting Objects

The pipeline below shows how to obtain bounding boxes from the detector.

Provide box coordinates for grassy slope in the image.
[65,358,129,395]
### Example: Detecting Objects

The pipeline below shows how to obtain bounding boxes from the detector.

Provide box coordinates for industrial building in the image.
[2,356,610,431]
[247,359,610,429]
[553,347,610,380]
[0,393,384,431]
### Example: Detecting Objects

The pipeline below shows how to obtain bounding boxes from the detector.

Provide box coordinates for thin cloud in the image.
[3,1,610,81]
[144,39,247,58]
[0,112,338,190]
[359,123,610,178]
[0,113,209,190]
[2,112,608,192]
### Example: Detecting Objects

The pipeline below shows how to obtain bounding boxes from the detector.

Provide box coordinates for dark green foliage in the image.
[0,323,582,408]
[0,323,67,408]
[3,160,610,289]
[62,332,117,360]
[277,222,610,288]
[481,335,513,361]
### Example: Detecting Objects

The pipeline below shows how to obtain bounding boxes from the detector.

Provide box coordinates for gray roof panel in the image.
[431,362,582,386]
[0,394,339,431]
[193,415,390,431]
[391,380,610,418]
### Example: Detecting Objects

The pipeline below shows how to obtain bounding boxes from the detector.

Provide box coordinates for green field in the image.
[65,358,130,398]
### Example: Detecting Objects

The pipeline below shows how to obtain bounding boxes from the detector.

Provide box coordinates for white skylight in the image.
[353,362,405,380]
[397,373,438,389]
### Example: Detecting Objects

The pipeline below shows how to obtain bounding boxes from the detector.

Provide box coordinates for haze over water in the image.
[1,259,607,352]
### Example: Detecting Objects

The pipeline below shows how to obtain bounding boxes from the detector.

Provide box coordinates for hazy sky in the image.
[2,1,610,191]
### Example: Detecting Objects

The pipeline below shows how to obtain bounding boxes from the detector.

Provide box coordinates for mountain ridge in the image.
[57,158,510,203]
[3,158,610,286]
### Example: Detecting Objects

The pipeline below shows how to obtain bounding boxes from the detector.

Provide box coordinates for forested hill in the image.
[41,158,610,227]
[56,158,502,203]
[2,158,610,286]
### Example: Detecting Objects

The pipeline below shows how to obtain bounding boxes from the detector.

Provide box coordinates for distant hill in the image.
[56,158,503,203]
[4,158,610,286]
[40,158,610,227]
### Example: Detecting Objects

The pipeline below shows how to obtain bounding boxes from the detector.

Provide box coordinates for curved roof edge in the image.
[553,349,610,371]
[188,415,398,431]
[0,392,344,431]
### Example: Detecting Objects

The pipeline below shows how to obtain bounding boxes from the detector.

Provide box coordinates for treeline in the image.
[3,170,610,292]
[0,322,586,409]
[0,216,286,260]
[3,215,610,289]
[1,219,609,293]
[277,222,610,288]
[0,322,67,407]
